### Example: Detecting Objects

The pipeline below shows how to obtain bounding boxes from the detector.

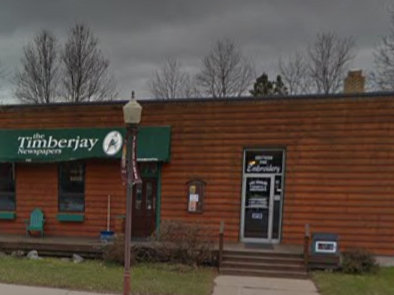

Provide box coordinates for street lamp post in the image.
[122,98,142,295]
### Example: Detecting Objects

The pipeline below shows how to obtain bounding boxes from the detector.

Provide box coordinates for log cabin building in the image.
[0,70,394,260]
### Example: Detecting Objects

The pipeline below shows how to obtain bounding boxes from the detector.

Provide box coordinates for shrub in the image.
[102,220,217,267]
[102,235,163,265]
[153,220,216,266]
[341,248,378,274]
[102,235,130,265]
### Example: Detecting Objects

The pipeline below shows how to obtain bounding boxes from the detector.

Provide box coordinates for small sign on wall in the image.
[315,241,337,254]
[189,194,199,202]
[188,190,198,212]
[187,179,205,213]
[311,233,340,256]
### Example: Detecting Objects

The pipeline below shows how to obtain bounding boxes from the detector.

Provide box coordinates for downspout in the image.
[156,162,162,233]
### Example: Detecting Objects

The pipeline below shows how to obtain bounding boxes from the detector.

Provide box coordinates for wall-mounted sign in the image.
[244,150,284,174]
[315,241,337,254]
[0,126,172,163]
[103,131,123,156]
[187,179,206,213]
[188,199,197,212]
[16,130,117,158]
[189,194,199,202]
[311,233,340,256]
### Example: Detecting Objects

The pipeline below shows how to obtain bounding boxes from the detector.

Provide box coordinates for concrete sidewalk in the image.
[0,283,116,295]
[213,275,320,295]
[1,277,320,295]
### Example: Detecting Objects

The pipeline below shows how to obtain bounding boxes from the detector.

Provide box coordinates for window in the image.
[135,183,142,210]
[0,163,16,211]
[146,182,153,210]
[139,162,158,177]
[58,162,85,212]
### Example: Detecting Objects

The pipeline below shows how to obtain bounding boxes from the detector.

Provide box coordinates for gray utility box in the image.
[311,233,340,256]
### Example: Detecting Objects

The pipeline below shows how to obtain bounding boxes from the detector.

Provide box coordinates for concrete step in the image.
[223,250,302,259]
[221,261,306,272]
[223,254,304,265]
[0,242,101,258]
[219,267,309,280]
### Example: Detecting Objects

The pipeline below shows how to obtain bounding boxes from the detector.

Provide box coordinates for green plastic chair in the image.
[25,208,45,238]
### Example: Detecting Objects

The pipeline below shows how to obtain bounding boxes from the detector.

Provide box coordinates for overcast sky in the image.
[0,0,391,103]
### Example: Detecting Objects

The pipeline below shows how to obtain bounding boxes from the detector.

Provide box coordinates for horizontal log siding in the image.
[0,106,127,237]
[0,161,126,237]
[144,97,394,255]
[0,96,393,254]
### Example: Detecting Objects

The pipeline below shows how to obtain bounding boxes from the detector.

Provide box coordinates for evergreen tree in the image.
[250,73,288,96]
[274,75,288,95]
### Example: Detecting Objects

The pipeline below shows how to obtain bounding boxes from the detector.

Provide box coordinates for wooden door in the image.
[132,178,157,238]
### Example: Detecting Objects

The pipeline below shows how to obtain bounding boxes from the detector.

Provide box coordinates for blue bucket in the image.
[100,230,115,242]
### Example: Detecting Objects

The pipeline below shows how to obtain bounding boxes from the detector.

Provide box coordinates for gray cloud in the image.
[0,0,391,101]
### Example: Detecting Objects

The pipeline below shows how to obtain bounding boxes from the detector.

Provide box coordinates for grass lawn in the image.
[313,268,394,295]
[0,256,216,295]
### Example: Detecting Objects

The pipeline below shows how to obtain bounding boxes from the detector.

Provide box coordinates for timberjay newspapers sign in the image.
[0,128,125,162]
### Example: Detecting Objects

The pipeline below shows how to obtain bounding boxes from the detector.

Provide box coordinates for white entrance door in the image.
[241,175,275,243]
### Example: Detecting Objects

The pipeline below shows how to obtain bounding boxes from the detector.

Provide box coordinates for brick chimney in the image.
[344,69,365,93]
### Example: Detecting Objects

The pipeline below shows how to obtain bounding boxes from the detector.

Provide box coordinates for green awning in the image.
[0,126,171,163]
[137,126,171,162]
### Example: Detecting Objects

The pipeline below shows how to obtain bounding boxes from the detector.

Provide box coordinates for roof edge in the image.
[1,91,394,110]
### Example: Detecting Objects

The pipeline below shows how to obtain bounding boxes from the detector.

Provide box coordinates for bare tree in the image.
[61,23,117,102]
[183,74,201,99]
[307,32,355,94]
[196,38,254,98]
[0,61,7,103]
[148,58,199,99]
[373,14,394,91]
[0,61,6,81]
[278,32,355,95]
[0,61,6,91]
[279,52,311,95]
[13,29,60,104]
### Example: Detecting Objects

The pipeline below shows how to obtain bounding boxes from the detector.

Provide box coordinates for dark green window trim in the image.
[0,212,16,220]
[57,214,85,222]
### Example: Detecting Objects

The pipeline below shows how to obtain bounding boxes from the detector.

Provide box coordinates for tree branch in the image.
[196,38,254,98]
[13,29,60,104]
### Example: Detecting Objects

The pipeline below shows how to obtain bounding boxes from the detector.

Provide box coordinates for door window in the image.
[132,178,157,238]
[243,177,273,239]
[135,183,142,210]
[146,182,153,211]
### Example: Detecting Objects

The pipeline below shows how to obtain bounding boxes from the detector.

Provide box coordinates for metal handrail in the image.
[218,221,224,269]
[304,224,310,269]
